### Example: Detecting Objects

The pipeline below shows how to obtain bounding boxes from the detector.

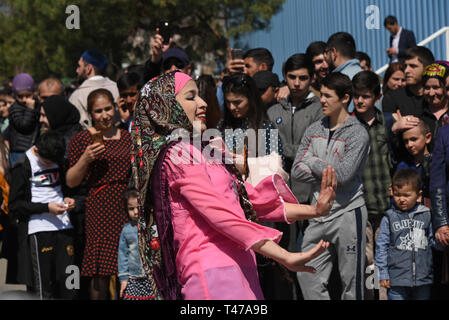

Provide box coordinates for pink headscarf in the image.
[174,72,193,95]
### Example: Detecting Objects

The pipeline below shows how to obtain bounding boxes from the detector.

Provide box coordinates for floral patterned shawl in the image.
[131,71,191,299]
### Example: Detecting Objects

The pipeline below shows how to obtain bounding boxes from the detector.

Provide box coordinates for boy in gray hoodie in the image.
[292,72,370,300]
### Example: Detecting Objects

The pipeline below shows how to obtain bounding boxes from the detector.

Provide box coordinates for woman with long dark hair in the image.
[219,73,284,167]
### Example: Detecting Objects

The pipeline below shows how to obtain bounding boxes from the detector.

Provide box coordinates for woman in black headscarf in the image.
[39,95,83,153]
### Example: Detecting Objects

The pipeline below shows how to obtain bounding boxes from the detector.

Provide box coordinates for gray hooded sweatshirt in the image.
[267,92,323,203]
[291,116,370,222]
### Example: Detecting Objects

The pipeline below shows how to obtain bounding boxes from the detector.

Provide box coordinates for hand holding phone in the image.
[91,132,104,145]
[232,49,244,60]
[228,48,245,74]
[158,20,171,45]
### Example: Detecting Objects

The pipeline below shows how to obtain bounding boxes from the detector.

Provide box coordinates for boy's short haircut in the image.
[117,72,141,92]
[355,51,371,69]
[352,71,381,97]
[392,169,421,193]
[417,119,431,136]
[306,41,327,59]
[282,53,315,78]
[401,120,431,139]
[321,72,353,102]
[404,46,435,69]
[243,48,274,71]
[35,131,66,164]
[384,15,398,27]
[326,32,357,59]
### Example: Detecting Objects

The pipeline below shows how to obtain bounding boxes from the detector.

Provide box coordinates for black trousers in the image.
[28,229,76,300]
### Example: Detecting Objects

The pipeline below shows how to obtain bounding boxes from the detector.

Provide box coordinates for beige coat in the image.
[69,76,119,129]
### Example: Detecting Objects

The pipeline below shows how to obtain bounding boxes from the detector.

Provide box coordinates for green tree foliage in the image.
[0,0,138,81]
[0,0,285,82]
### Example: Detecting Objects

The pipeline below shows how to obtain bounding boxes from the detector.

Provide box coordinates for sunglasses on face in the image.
[258,87,269,94]
[120,92,138,99]
[222,75,249,88]
[174,62,186,69]
[164,60,186,71]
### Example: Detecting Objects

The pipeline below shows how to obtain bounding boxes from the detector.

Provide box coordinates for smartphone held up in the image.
[231,48,244,73]
[231,48,244,60]
[158,20,172,45]
[91,132,104,145]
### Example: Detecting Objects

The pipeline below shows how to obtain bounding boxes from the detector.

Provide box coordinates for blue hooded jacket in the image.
[375,204,436,287]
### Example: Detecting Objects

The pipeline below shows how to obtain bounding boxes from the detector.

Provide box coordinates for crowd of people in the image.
[0,14,449,301]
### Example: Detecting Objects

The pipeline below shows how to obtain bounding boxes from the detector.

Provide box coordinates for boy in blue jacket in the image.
[375,169,437,300]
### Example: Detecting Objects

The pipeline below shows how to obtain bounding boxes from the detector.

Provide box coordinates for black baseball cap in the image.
[162,48,190,66]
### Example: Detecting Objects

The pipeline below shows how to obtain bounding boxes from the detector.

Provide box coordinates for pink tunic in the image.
[161,142,298,300]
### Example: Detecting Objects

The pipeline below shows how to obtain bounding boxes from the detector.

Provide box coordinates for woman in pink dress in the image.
[131,71,336,300]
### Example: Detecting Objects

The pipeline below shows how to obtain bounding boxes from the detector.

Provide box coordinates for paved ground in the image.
[0,258,33,300]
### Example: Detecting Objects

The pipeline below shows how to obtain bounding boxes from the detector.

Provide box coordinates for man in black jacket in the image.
[385,15,417,63]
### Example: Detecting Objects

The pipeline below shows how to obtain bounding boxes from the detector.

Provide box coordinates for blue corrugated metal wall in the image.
[235,0,449,78]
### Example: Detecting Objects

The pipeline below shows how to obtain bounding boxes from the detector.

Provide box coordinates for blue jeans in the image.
[388,285,431,300]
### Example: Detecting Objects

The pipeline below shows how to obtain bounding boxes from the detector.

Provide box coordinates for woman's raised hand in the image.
[285,240,330,273]
[82,143,106,164]
[391,109,419,134]
[316,166,337,217]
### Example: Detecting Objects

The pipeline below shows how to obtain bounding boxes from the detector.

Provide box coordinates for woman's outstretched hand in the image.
[285,240,330,273]
[316,166,337,217]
